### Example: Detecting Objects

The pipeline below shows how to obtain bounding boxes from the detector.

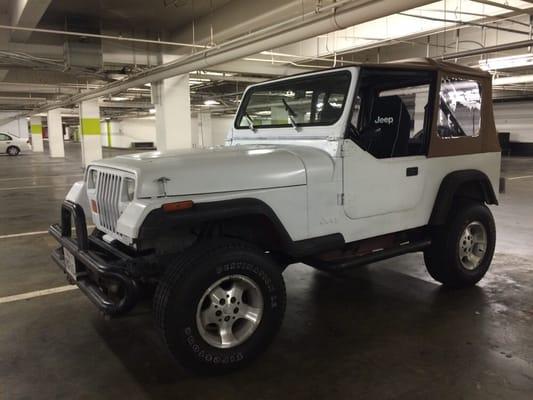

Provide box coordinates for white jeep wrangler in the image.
[50,59,501,373]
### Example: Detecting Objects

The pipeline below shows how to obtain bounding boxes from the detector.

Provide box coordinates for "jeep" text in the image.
[374,116,394,125]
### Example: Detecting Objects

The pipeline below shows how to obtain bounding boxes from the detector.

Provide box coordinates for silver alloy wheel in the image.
[7,147,18,156]
[458,221,488,270]
[196,274,264,349]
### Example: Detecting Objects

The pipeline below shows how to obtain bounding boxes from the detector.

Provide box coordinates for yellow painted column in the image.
[30,116,44,152]
[79,99,102,166]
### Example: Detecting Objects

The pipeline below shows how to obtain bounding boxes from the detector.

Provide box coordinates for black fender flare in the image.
[137,198,344,258]
[429,169,498,225]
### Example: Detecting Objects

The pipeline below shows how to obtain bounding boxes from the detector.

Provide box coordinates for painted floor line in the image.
[0,184,72,191]
[0,225,96,239]
[0,285,78,305]
[507,175,533,181]
[0,174,83,182]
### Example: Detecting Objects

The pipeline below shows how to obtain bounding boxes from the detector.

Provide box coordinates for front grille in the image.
[95,171,123,233]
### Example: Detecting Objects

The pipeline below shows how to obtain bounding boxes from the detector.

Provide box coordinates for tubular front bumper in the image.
[48,200,139,316]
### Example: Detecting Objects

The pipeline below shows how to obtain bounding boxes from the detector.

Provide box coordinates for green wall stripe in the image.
[81,118,101,136]
[30,124,42,135]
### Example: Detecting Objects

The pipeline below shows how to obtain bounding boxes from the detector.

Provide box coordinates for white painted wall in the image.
[494,101,533,143]
[0,112,29,138]
[101,115,234,149]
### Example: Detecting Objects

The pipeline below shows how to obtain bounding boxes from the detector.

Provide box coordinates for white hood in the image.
[90,144,334,198]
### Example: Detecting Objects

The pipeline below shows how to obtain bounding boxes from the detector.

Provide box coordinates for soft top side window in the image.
[437,77,482,138]
[349,68,435,158]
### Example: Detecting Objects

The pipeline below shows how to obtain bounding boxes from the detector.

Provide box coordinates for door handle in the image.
[406,167,418,177]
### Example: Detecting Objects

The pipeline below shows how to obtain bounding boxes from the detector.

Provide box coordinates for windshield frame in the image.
[234,69,353,131]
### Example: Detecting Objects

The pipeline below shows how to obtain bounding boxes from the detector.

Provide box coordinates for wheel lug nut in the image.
[231,297,236,303]
[219,299,225,305]
[216,310,222,316]
[224,316,230,322]
[234,307,239,314]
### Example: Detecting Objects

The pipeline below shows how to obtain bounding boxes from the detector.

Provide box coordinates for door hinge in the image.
[337,193,344,205]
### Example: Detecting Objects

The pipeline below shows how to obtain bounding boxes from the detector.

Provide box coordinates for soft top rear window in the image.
[235,71,351,130]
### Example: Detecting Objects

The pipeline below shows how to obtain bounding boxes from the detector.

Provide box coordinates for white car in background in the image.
[0,132,31,156]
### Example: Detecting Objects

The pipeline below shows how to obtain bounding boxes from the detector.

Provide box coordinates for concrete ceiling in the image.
[2,0,533,120]
[39,0,232,31]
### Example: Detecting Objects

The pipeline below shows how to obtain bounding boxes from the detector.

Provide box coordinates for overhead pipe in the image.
[16,0,433,118]
[0,24,209,49]
[438,38,533,60]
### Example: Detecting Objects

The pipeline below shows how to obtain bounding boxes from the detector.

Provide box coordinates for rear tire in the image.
[153,239,286,374]
[424,202,496,288]
[7,146,20,156]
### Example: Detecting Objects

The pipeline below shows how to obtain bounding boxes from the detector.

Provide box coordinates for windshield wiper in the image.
[281,98,300,132]
[243,112,257,132]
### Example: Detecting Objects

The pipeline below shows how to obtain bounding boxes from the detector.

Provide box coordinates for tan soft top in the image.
[355,57,498,157]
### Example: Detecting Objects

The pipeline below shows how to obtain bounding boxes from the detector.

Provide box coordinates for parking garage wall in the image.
[0,112,29,139]
[100,116,233,149]
[494,101,533,154]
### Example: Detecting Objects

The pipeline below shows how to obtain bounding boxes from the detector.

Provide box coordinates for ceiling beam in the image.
[9,0,52,42]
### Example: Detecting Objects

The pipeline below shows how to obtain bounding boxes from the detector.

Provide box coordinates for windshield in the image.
[235,71,351,130]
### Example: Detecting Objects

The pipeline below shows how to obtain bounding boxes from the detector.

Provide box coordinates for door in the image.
[342,67,435,221]
[343,140,426,219]
[0,133,11,153]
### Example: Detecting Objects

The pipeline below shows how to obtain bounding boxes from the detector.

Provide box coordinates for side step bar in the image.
[308,239,432,271]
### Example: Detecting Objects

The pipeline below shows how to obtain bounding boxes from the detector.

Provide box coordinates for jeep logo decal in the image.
[374,116,394,125]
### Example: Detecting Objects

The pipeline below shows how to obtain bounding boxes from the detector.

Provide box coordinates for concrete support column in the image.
[47,109,64,158]
[198,112,213,147]
[153,73,192,151]
[16,118,29,139]
[79,98,102,166]
[105,119,112,147]
[30,116,43,152]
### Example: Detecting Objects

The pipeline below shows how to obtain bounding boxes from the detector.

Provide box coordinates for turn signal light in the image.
[162,200,194,212]
[91,199,98,213]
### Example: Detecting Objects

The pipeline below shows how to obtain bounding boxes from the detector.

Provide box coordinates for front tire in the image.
[424,202,496,288]
[7,146,20,156]
[153,239,286,374]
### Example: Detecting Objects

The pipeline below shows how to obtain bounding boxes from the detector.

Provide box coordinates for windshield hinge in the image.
[337,193,344,206]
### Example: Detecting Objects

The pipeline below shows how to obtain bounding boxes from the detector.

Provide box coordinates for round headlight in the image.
[123,178,135,202]
[88,169,98,189]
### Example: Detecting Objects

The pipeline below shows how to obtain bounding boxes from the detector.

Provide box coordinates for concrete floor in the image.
[1,142,532,399]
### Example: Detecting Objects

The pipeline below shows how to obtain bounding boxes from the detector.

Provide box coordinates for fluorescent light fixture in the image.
[189,78,211,84]
[128,87,150,92]
[493,74,533,86]
[110,96,129,101]
[203,99,220,106]
[108,73,127,81]
[193,70,225,76]
[144,83,151,87]
[479,54,533,71]
[149,108,156,114]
